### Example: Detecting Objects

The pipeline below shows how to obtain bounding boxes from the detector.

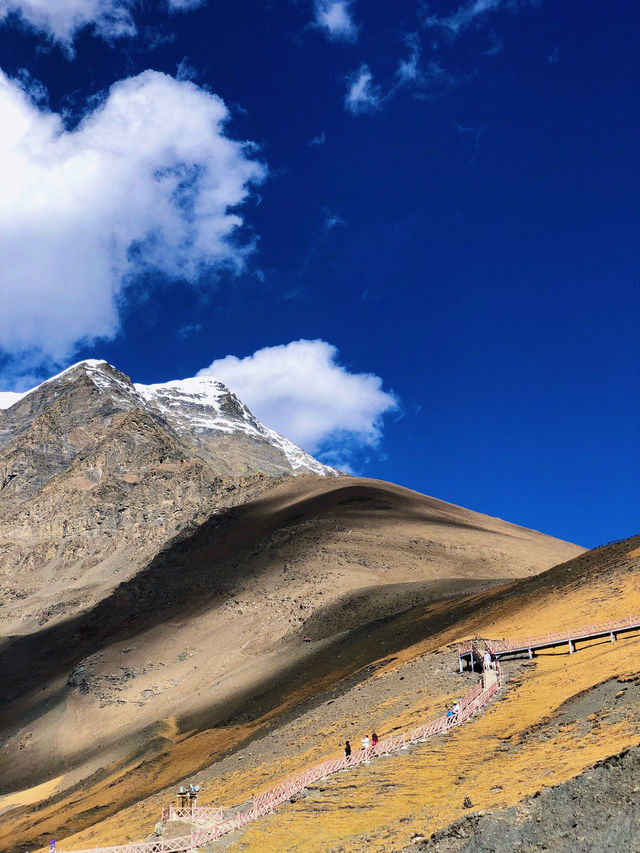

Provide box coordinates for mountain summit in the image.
[0,359,335,638]
[0,359,335,484]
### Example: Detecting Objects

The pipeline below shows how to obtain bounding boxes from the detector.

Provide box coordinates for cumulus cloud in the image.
[344,64,381,115]
[0,69,266,371]
[198,340,398,466]
[313,0,357,42]
[0,0,203,45]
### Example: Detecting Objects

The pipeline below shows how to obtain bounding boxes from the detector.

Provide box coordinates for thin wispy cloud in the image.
[322,209,346,231]
[344,64,381,115]
[177,322,203,338]
[309,129,326,145]
[484,30,503,55]
[547,45,559,64]
[421,0,503,37]
[396,33,421,84]
[313,0,358,42]
[168,0,205,9]
[421,0,537,39]
[345,31,460,117]
[455,122,489,147]
[176,57,198,81]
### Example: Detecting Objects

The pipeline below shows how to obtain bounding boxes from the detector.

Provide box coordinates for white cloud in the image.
[309,129,326,146]
[313,0,357,42]
[421,0,535,38]
[0,69,266,371]
[396,34,421,84]
[0,0,136,45]
[0,0,204,45]
[344,64,381,115]
[198,340,398,465]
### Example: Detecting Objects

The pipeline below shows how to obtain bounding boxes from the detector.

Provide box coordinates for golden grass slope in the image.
[0,477,583,852]
[23,534,636,853]
[218,535,640,853]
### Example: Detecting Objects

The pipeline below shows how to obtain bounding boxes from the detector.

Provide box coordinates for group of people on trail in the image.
[341,649,495,765]
[344,731,378,760]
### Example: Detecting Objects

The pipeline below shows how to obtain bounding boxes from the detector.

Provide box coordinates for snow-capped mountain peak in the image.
[135,375,335,476]
[0,360,337,478]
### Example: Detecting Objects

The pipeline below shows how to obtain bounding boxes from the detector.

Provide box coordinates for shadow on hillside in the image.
[0,482,494,716]
[0,586,498,849]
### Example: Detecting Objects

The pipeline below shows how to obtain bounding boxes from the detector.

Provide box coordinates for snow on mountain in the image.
[0,361,337,477]
[134,376,335,476]
[0,390,25,408]
[0,360,131,410]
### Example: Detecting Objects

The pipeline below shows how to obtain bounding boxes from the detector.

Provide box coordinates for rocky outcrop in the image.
[404,745,640,853]
[0,360,336,636]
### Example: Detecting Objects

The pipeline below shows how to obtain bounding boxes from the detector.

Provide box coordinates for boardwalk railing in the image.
[457,641,484,672]
[66,663,502,853]
[62,611,640,853]
[485,614,640,657]
[159,807,223,824]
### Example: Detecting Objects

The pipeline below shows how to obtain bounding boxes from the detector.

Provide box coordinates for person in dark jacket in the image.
[344,740,351,760]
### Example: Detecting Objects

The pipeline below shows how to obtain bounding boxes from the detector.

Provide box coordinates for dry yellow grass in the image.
[234,641,640,853]
[38,537,640,853]
[5,476,582,853]
[230,546,640,852]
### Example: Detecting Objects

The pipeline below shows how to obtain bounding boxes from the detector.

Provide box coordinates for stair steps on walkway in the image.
[60,614,640,853]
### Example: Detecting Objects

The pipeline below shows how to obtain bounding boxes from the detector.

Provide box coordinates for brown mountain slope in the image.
[0,360,333,640]
[0,476,580,852]
[163,534,637,853]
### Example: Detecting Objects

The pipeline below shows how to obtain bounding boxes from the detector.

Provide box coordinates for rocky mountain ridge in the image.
[0,359,336,636]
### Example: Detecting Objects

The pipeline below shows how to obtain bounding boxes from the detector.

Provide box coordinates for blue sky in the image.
[0,0,637,548]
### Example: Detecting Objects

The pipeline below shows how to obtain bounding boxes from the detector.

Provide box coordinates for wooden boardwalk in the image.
[459,613,640,666]
[61,613,640,853]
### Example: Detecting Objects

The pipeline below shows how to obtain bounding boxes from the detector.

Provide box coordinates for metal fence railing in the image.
[485,614,640,655]
[65,661,503,853]
[63,609,640,853]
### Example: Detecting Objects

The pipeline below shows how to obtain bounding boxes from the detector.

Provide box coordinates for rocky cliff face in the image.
[0,360,336,636]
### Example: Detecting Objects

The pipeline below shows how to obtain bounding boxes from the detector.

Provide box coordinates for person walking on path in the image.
[344,740,351,760]
[483,650,492,670]
[361,735,370,750]
[371,732,378,747]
